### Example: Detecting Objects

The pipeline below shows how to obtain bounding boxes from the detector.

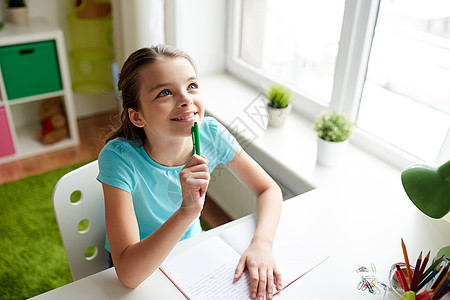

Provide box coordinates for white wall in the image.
[173,0,227,76]
[27,0,66,29]
[112,0,165,68]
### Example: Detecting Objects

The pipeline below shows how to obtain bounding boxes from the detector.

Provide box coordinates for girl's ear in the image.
[128,108,146,128]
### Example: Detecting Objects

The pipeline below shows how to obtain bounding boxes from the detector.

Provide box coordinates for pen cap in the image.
[192,122,201,156]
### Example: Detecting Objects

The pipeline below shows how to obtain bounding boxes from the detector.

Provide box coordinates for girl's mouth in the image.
[171,112,197,122]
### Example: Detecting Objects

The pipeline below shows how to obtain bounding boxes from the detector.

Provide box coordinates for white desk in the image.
[31,187,450,299]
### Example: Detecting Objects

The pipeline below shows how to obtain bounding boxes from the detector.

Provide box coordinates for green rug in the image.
[0,160,94,300]
[0,160,211,299]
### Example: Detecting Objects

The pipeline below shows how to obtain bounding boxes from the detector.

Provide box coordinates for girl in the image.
[97,45,283,300]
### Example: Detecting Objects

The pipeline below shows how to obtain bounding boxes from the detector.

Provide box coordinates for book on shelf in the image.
[160,218,329,299]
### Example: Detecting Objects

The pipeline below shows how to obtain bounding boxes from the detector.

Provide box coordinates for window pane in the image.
[358,0,450,162]
[240,0,345,103]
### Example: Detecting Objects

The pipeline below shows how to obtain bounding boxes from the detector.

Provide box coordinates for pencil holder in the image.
[384,264,415,300]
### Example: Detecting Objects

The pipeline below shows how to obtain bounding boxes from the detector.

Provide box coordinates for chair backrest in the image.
[53,160,110,281]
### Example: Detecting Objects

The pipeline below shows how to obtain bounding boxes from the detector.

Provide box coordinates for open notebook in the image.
[160,219,329,299]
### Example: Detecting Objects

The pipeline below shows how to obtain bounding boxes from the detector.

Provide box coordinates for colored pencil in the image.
[410,251,423,291]
[421,256,443,279]
[433,271,448,295]
[415,289,434,300]
[418,251,430,280]
[417,266,441,292]
[433,285,449,300]
[401,238,413,285]
[431,264,449,291]
[437,278,449,293]
[413,250,430,292]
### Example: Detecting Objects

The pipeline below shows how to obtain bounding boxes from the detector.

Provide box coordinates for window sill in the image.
[202,72,404,196]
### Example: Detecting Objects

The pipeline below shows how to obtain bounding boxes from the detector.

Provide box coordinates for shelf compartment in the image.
[14,124,75,159]
[0,40,63,100]
[0,106,15,158]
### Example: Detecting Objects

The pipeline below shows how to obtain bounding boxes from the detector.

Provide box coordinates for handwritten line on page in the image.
[160,219,329,299]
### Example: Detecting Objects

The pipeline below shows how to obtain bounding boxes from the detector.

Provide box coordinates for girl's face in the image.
[129,57,204,141]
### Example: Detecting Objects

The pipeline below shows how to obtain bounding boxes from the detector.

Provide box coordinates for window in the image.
[239,0,344,104]
[358,0,450,162]
[227,0,450,166]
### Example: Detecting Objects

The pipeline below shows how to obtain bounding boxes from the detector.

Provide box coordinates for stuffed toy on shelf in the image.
[36,98,69,145]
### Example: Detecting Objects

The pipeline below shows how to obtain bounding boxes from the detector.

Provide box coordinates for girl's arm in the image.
[103,154,209,289]
[227,145,283,300]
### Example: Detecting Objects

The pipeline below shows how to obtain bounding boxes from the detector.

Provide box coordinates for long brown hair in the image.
[106,45,197,145]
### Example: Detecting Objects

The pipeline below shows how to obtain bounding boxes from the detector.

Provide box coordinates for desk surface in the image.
[31,187,450,299]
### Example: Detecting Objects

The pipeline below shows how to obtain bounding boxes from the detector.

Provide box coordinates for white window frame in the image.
[226,0,450,168]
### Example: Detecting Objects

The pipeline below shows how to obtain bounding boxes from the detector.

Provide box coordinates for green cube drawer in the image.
[0,41,62,100]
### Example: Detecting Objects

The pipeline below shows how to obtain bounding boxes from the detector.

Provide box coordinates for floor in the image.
[0,111,231,228]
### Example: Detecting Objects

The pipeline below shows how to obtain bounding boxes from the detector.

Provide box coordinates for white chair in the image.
[52,160,110,281]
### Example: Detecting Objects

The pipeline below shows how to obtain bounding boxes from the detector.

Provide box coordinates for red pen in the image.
[395,264,410,292]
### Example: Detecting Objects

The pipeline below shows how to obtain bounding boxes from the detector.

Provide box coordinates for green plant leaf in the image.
[265,83,291,109]
[313,110,354,142]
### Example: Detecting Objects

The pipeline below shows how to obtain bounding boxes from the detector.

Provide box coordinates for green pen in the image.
[192,122,201,156]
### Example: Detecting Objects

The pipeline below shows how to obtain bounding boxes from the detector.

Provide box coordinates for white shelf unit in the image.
[0,19,79,164]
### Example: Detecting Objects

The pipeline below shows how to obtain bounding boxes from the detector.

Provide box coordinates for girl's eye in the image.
[157,89,171,98]
[188,83,198,90]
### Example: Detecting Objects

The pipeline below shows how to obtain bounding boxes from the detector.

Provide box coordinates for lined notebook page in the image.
[161,219,329,299]
[161,236,252,299]
[220,219,329,287]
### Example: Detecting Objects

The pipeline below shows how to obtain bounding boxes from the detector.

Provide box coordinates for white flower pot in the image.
[267,104,292,127]
[316,137,349,167]
[8,7,28,25]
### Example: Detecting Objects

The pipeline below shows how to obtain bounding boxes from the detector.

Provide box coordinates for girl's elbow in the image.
[117,273,141,289]
[115,266,143,289]
[271,182,283,200]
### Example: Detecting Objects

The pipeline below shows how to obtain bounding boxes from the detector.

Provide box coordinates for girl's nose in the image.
[179,92,193,107]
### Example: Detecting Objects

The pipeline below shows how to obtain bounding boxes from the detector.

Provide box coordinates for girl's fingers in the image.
[248,266,259,299]
[257,269,267,300]
[234,256,246,281]
[185,153,207,167]
[274,267,282,291]
[266,270,274,299]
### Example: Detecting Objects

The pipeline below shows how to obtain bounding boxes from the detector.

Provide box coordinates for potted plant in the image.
[265,83,292,127]
[313,110,354,167]
[6,0,28,25]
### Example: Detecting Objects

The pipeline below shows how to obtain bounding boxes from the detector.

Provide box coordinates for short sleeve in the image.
[201,117,237,169]
[211,118,237,163]
[96,139,136,194]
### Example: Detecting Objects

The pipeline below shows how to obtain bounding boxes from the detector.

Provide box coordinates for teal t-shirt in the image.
[97,117,237,251]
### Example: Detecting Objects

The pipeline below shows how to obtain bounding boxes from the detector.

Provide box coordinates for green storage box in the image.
[0,40,63,100]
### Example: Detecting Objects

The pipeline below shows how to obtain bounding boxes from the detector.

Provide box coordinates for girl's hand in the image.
[179,154,209,217]
[234,239,282,300]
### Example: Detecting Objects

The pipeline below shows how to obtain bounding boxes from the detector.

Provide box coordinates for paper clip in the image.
[357,279,366,290]
[356,265,370,273]
[358,276,380,295]
[360,277,374,293]
[369,278,381,293]
[356,263,376,273]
